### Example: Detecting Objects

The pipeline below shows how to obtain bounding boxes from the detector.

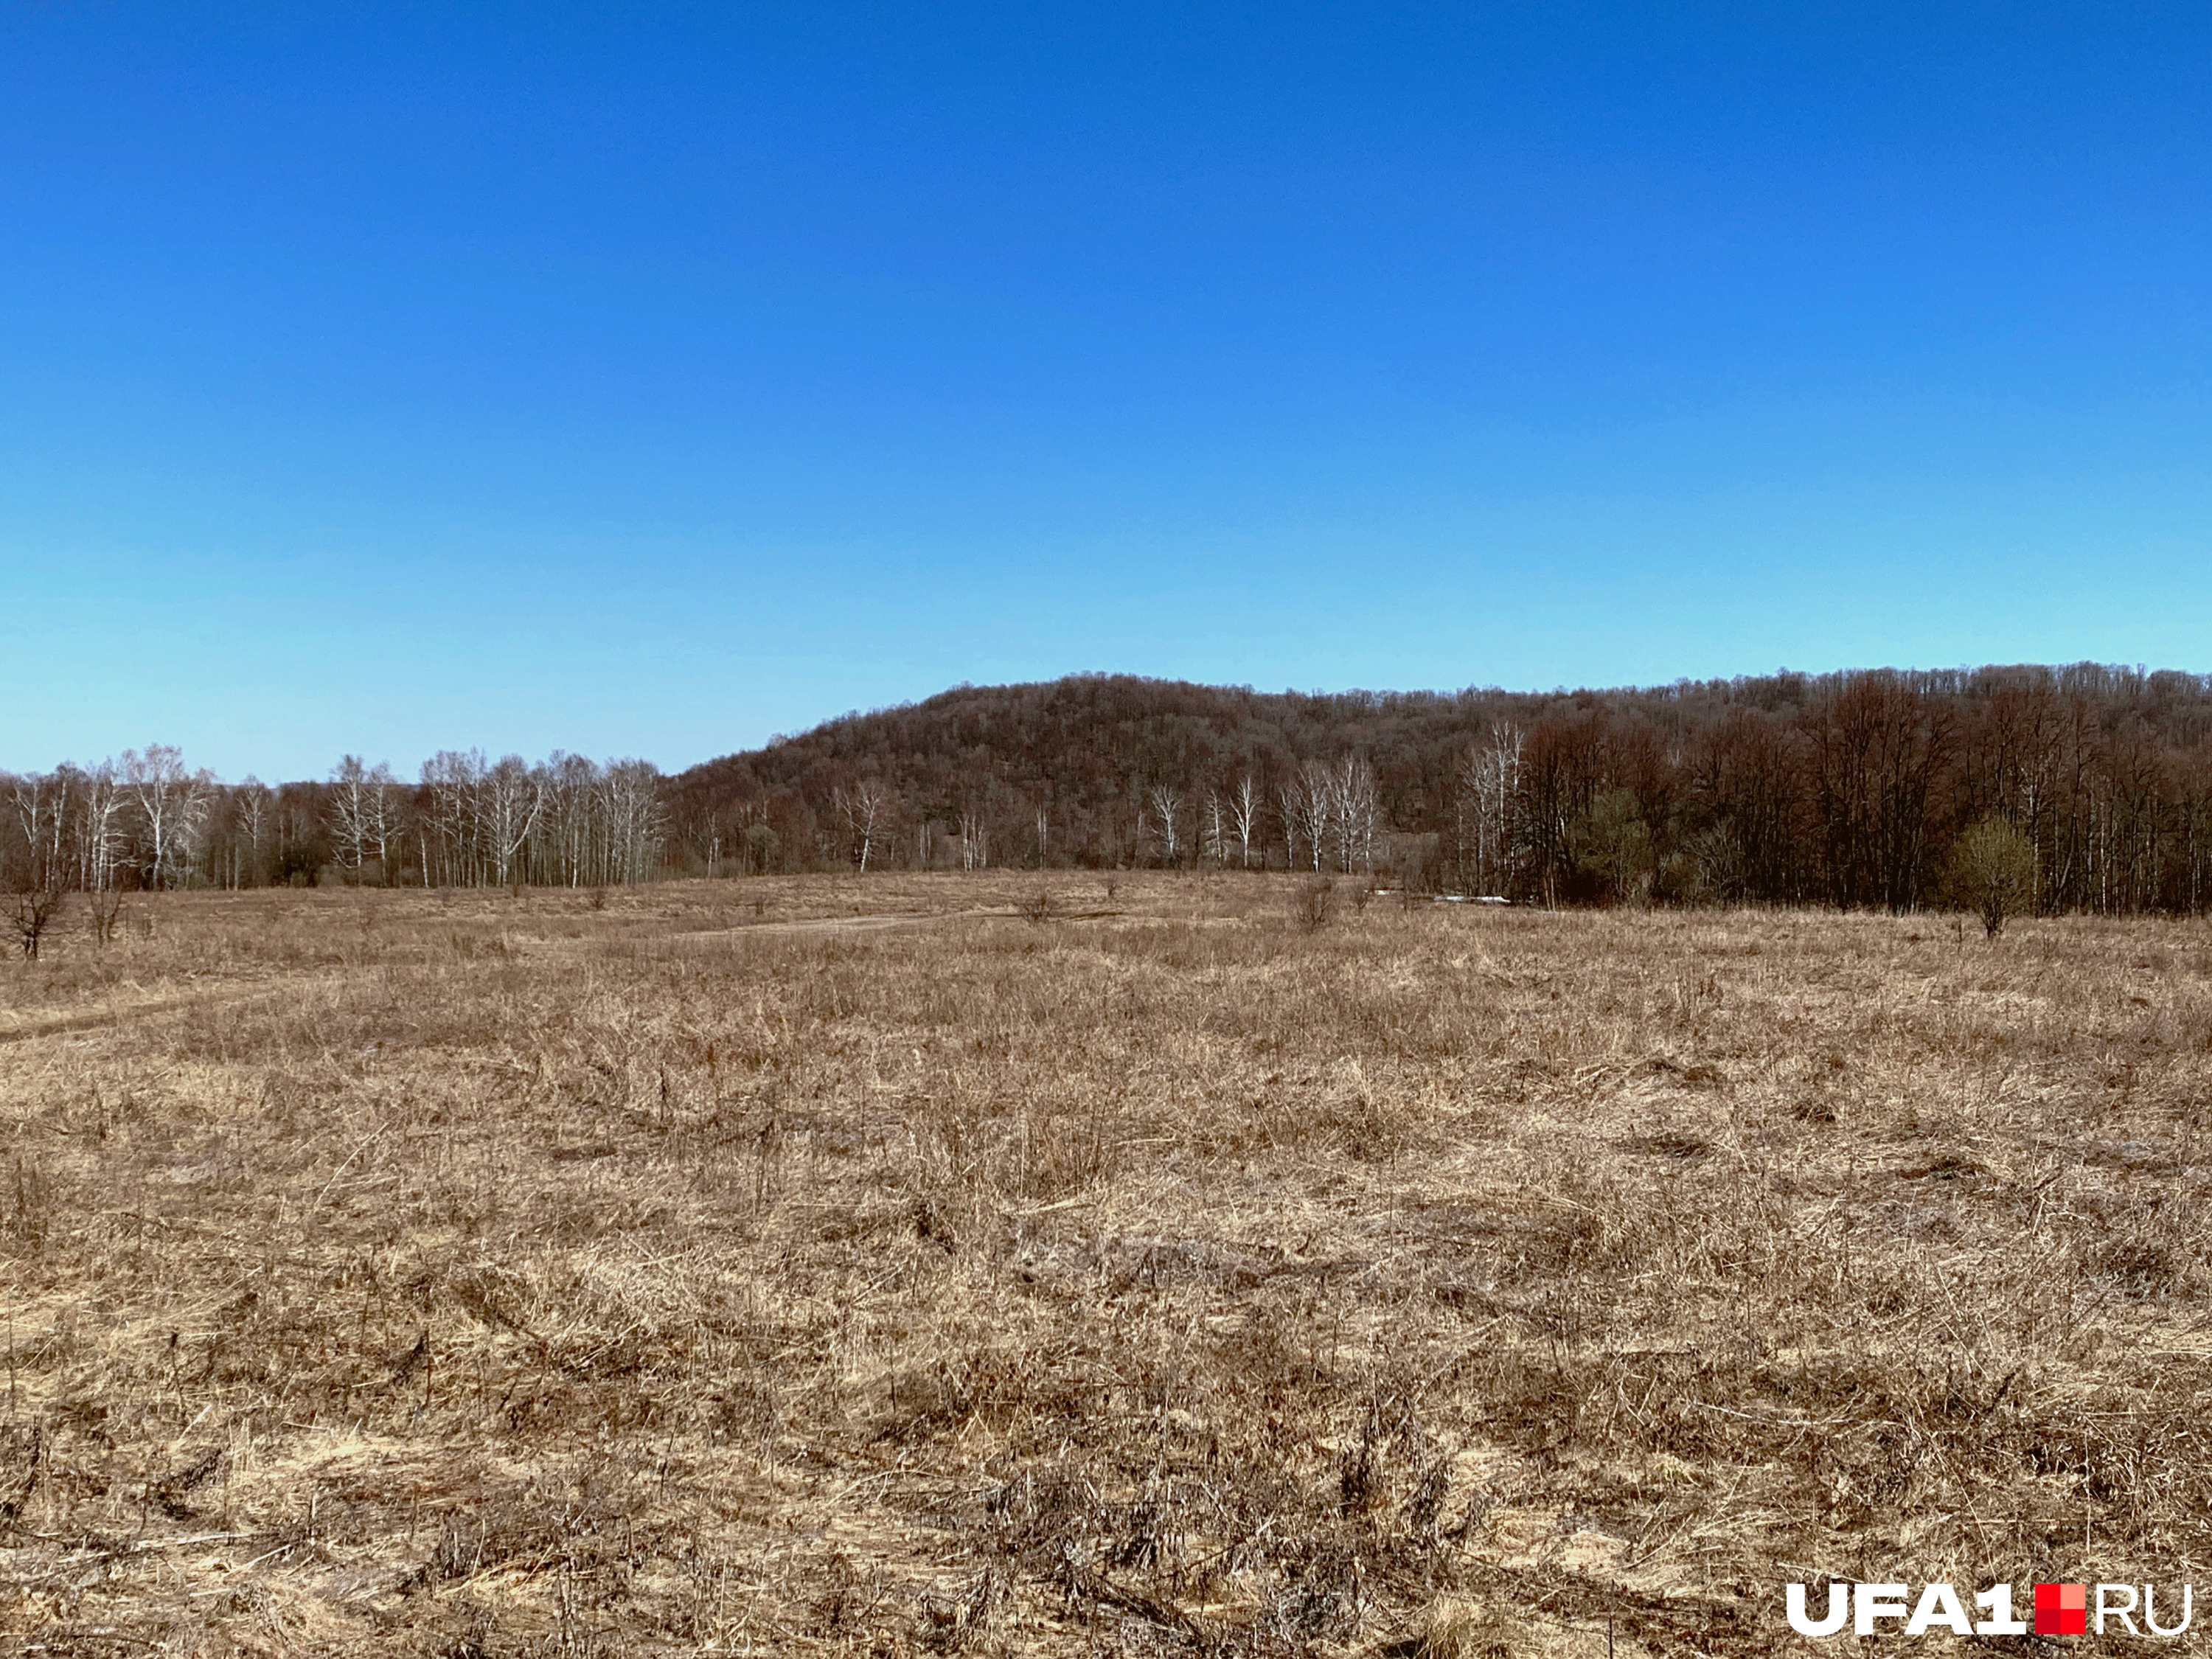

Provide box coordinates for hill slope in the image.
[668,665,2212,912]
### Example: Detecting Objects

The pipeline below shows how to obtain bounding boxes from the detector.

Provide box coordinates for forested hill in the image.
[667,665,2212,911]
[669,673,1590,854]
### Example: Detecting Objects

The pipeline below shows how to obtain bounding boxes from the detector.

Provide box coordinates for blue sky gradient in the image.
[6,3,2211,776]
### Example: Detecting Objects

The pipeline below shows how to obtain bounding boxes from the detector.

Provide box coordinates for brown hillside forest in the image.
[10,664,2212,912]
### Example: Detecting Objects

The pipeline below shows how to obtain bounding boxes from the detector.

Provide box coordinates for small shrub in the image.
[5,886,63,959]
[1298,877,1335,931]
[88,887,124,947]
[1947,815,2037,936]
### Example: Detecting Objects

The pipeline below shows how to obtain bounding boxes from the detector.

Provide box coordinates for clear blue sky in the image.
[6,3,2211,779]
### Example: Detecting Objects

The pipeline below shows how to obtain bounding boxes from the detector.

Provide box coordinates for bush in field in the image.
[1298,876,1335,931]
[1947,815,2037,936]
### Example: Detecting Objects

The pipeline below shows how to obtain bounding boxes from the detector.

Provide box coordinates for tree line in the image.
[667,665,2212,914]
[13,664,2212,916]
[2,747,668,894]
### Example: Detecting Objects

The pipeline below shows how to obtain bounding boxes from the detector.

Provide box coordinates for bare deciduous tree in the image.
[10,771,70,891]
[232,776,273,888]
[4,788,65,956]
[482,756,544,888]
[5,883,62,959]
[1277,776,1308,872]
[600,760,667,884]
[329,755,378,871]
[1146,785,1183,866]
[958,802,988,870]
[1327,756,1380,872]
[1284,762,1332,872]
[87,885,123,947]
[1455,722,1524,897]
[421,751,481,886]
[1229,774,1260,869]
[364,764,400,872]
[122,745,213,890]
[77,764,126,893]
[832,779,888,871]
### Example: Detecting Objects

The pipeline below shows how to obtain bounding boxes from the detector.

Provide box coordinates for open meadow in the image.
[4,875,2212,1655]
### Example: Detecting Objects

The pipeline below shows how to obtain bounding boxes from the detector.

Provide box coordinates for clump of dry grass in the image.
[3,876,2211,1654]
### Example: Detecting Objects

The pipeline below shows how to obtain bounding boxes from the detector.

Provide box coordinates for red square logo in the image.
[2036,1583,2087,1636]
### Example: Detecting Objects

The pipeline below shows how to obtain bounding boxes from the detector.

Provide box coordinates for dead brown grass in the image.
[4,876,2211,1655]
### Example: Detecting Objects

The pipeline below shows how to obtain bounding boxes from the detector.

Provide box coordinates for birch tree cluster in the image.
[2,747,667,892]
[5,746,218,892]
[416,751,667,888]
[1269,756,1382,873]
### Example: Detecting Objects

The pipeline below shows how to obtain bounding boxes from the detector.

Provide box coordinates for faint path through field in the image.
[0,978,343,1046]
[0,907,1134,1045]
[1,995,211,1044]
[0,994,204,1044]
[661,906,1122,941]
[0,920,961,1046]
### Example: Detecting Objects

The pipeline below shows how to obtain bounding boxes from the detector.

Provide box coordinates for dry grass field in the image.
[4,875,2212,1656]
